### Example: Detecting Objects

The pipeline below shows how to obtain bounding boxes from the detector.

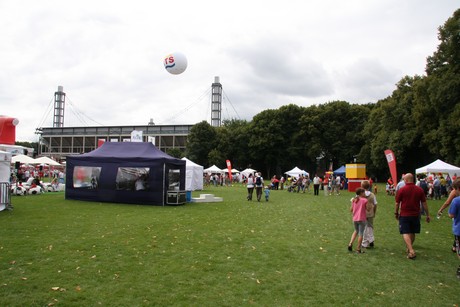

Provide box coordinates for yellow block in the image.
[345,164,366,178]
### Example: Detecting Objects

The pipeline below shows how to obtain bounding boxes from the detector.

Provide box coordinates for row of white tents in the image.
[5,153,458,192]
[0,152,62,182]
[183,159,311,191]
[10,154,62,166]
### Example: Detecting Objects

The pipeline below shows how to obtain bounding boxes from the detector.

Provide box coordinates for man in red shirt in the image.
[395,173,431,259]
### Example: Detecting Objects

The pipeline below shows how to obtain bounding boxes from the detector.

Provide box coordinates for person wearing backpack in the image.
[255,172,264,202]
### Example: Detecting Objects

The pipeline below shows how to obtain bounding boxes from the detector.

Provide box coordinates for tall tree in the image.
[186,121,217,167]
[217,119,251,170]
[300,101,370,174]
[421,9,460,165]
[361,76,426,175]
[248,104,306,177]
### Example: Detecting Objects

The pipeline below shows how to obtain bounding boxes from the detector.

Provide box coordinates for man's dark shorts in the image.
[399,216,421,234]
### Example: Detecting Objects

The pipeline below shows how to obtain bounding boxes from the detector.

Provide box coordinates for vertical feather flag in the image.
[226,160,233,181]
[384,149,398,186]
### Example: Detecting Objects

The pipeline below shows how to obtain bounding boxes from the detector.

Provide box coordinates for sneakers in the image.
[457,266,460,279]
[370,241,374,248]
[348,244,352,251]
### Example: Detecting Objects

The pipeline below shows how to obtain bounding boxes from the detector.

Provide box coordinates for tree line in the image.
[185,9,460,181]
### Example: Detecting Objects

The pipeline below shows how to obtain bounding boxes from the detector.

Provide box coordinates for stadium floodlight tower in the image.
[53,85,66,128]
[211,76,222,127]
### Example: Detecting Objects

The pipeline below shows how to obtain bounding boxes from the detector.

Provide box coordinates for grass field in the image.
[0,184,458,306]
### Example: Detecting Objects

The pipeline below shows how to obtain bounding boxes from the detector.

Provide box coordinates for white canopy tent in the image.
[285,166,309,178]
[415,159,460,178]
[34,156,62,166]
[240,168,257,178]
[203,165,224,174]
[182,157,203,191]
[11,154,36,164]
[223,168,240,173]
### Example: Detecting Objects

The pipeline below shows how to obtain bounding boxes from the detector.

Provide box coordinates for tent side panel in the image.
[65,157,167,205]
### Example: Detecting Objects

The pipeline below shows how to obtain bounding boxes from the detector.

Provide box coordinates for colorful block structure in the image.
[346,163,366,192]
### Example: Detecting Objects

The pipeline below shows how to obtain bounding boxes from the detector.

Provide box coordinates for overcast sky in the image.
[0,0,458,142]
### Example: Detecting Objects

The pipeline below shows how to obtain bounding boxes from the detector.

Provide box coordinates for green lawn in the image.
[0,184,458,306]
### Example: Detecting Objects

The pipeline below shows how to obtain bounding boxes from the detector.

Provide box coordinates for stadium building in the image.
[36,77,223,161]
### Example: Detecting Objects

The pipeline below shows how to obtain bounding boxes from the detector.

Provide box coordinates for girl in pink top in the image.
[348,187,372,253]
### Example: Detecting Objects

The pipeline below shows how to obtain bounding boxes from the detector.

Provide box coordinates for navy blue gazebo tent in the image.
[65,142,186,206]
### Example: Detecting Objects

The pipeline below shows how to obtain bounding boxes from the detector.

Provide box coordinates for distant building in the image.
[37,124,193,161]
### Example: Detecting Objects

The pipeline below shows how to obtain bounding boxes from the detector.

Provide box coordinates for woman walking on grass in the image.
[246,173,255,201]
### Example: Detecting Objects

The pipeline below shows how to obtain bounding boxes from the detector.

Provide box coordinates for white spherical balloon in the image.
[164,52,187,75]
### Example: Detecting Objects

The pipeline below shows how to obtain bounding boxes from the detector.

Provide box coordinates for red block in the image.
[0,116,19,145]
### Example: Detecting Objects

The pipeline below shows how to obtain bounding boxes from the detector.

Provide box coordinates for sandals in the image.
[356,249,365,254]
[407,252,416,260]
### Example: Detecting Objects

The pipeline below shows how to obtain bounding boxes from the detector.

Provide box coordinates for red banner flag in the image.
[384,149,398,186]
[226,160,233,181]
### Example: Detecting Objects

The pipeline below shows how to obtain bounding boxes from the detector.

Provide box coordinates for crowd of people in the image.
[9,165,65,195]
[387,173,455,199]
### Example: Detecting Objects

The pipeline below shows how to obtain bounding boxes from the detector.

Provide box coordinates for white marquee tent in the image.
[34,156,62,166]
[224,168,240,173]
[203,165,224,174]
[285,166,309,178]
[415,159,460,178]
[240,168,257,178]
[182,157,203,191]
[11,154,36,164]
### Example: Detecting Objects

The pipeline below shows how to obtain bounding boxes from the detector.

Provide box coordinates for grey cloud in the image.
[227,40,334,98]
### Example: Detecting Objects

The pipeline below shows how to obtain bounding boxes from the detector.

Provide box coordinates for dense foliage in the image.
[186,9,460,180]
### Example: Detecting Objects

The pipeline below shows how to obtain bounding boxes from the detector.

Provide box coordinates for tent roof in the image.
[70,142,176,161]
[11,154,36,164]
[181,157,203,168]
[415,159,460,175]
[285,166,308,176]
[35,156,62,166]
[240,168,257,177]
[333,165,346,174]
[204,165,224,173]
[223,168,240,173]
